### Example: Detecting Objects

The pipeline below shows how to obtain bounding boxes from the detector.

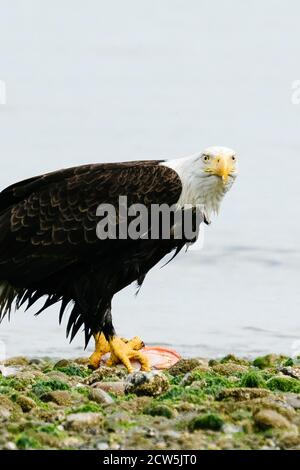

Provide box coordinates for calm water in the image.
[0,1,300,359]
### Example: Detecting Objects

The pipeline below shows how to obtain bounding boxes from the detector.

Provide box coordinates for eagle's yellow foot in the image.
[88,333,111,369]
[107,336,151,373]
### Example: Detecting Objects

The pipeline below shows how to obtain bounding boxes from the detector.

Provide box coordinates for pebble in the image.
[284,393,300,409]
[89,388,114,405]
[3,441,17,450]
[92,381,125,395]
[96,442,110,450]
[66,412,103,431]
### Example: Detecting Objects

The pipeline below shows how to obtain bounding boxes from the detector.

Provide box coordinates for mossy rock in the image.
[168,359,204,376]
[31,379,70,398]
[253,354,287,370]
[4,357,29,367]
[143,404,175,419]
[266,376,300,393]
[84,367,126,385]
[15,434,41,450]
[189,413,224,431]
[240,371,267,388]
[40,390,74,406]
[55,363,90,378]
[125,372,169,397]
[217,387,271,401]
[67,402,103,414]
[219,355,250,366]
[15,395,37,412]
[212,362,249,377]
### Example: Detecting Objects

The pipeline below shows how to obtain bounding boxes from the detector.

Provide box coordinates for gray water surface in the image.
[0,1,299,359]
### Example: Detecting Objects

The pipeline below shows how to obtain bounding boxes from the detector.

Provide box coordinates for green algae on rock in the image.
[1,355,300,450]
[188,413,224,431]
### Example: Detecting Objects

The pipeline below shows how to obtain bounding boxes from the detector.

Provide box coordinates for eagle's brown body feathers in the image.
[0,161,188,345]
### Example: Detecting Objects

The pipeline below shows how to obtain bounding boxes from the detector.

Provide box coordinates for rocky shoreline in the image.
[1,354,300,450]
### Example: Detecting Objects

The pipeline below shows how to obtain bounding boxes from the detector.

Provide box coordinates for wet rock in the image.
[217,387,271,401]
[66,412,103,431]
[16,395,37,412]
[279,366,300,381]
[92,381,125,395]
[212,362,248,376]
[4,357,29,367]
[168,358,206,376]
[254,409,291,430]
[89,388,114,405]
[125,371,169,397]
[41,390,74,406]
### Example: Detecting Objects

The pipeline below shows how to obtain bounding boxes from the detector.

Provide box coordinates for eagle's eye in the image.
[202,154,211,163]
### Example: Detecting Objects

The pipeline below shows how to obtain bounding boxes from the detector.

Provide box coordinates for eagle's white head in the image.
[162,146,238,219]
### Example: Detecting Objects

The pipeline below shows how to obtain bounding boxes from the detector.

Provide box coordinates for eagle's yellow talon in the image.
[88,332,110,369]
[108,335,150,373]
[88,332,150,373]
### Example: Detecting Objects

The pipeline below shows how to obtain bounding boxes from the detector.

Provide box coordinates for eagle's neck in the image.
[161,154,226,219]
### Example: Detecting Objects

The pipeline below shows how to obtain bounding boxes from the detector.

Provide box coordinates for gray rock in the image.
[66,412,103,431]
[89,388,114,405]
[96,442,110,450]
[284,393,300,409]
[92,381,125,395]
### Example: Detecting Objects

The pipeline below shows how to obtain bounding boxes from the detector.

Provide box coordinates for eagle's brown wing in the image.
[0,161,183,341]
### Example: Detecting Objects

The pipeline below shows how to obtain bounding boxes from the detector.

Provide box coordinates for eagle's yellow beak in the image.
[208,155,233,184]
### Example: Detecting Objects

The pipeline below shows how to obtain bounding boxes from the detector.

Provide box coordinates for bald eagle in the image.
[0,146,237,372]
